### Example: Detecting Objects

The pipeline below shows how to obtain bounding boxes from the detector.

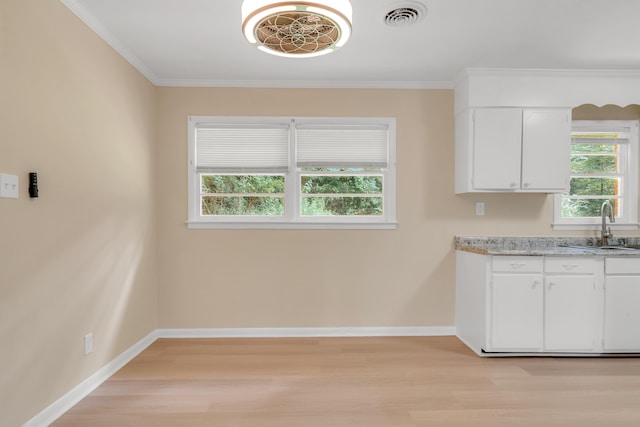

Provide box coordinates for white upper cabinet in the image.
[451,68,639,195]
[455,107,571,193]
[521,109,571,191]
[472,108,522,190]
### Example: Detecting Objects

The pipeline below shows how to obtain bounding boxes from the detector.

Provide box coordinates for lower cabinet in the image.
[543,257,598,352]
[544,276,596,352]
[490,274,542,351]
[604,258,640,352]
[487,257,543,352]
[485,256,597,353]
[455,251,639,355]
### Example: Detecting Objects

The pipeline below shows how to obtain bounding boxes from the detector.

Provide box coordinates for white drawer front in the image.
[606,258,640,274]
[492,256,543,273]
[545,257,597,274]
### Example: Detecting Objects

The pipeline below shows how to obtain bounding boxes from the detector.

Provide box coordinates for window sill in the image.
[552,223,639,231]
[186,220,398,230]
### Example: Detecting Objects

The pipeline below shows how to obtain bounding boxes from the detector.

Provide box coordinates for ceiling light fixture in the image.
[241,0,353,58]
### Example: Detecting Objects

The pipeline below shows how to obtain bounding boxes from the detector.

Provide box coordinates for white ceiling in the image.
[62,0,640,88]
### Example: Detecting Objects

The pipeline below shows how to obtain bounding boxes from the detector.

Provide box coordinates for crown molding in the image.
[460,67,640,80]
[154,78,454,89]
[60,0,159,84]
[61,0,454,90]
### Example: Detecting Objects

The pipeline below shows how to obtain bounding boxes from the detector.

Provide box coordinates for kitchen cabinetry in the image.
[543,258,597,352]
[488,257,542,351]
[604,258,640,351]
[455,107,571,193]
[456,251,613,355]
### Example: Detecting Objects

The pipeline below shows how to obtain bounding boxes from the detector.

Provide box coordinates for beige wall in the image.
[156,88,458,328]
[156,90,636,330]
[0,1,158,425]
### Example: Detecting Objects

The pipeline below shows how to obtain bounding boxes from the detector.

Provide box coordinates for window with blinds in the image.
[187,116,397,229]
[553,120,639,229]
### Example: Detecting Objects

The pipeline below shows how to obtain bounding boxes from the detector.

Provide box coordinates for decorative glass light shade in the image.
[241,0,353,58]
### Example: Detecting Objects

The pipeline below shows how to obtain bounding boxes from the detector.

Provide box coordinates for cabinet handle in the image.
[510,182,517,188]
[548,282,556,289]
[509,263,526,269]
[532,280,539,289]
[523,182,530,188]
[562,264,579,271]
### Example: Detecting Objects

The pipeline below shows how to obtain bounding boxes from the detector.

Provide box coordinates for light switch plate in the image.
[0,173,19,199]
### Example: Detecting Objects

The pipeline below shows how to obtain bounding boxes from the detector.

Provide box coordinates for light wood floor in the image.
[53,336,640,426]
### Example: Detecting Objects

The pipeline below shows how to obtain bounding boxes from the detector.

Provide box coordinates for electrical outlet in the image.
[475,202,485,216]
[84,333,93,356]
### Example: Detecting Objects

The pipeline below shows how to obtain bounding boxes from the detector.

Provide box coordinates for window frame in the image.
[553,120,639,231]
[187,116,397,229]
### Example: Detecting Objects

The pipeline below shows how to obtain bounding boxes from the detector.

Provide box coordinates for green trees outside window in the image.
[200,171,384,217]
[562,142,621,218]
[301,173,383,216]
[201,175,285,216]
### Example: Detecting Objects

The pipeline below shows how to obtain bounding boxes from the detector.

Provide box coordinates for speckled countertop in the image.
[455,236,640,256]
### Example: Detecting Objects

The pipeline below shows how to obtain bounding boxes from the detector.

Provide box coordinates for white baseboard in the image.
[24,326,455,426]
[24,330,159,427]
[157,326,456,338]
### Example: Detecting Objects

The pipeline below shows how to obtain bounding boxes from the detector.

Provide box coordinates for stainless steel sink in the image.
[560,244,640,252]
[601,245,640,251]
[560,245,601,250]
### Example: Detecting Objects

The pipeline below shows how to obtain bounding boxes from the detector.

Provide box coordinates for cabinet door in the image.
[604,276,640,351]
[489,274,543,351]
[521,109,571,191]
[472,108,523,190]
[544,276,596,352]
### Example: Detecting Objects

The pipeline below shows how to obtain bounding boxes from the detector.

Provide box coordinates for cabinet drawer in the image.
[492,256,543,273]
[545,257,597,274]
[606,258,640,274]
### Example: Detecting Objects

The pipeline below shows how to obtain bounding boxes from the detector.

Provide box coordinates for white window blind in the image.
[188,116,397,229]
[295,125,389,168]
[195,125,289,172]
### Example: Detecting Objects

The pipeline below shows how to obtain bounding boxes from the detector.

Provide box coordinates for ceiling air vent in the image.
[384,2,426,26]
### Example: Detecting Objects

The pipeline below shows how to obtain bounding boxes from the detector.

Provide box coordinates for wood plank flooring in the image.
[53,336,640,426]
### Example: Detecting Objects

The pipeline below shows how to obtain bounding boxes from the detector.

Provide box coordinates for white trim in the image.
[155,79,454,90]
[188,116,397,228]
[25,327,454,425]
[24,331,159,427]
[59,0,159,84]
[553,120,639,230]
[186,220,398,230]
[157,326,456,338]
[552,223,639,231]
[461,68,640,79]
[54,2,455,91]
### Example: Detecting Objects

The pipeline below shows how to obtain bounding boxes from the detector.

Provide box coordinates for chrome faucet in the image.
[601,200,615,246]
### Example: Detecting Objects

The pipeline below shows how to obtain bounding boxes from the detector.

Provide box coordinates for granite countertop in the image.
[455,236,640,257]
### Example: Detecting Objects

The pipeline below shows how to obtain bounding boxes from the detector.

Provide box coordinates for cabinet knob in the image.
[510,182,517,188]
[523,182,530,188]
